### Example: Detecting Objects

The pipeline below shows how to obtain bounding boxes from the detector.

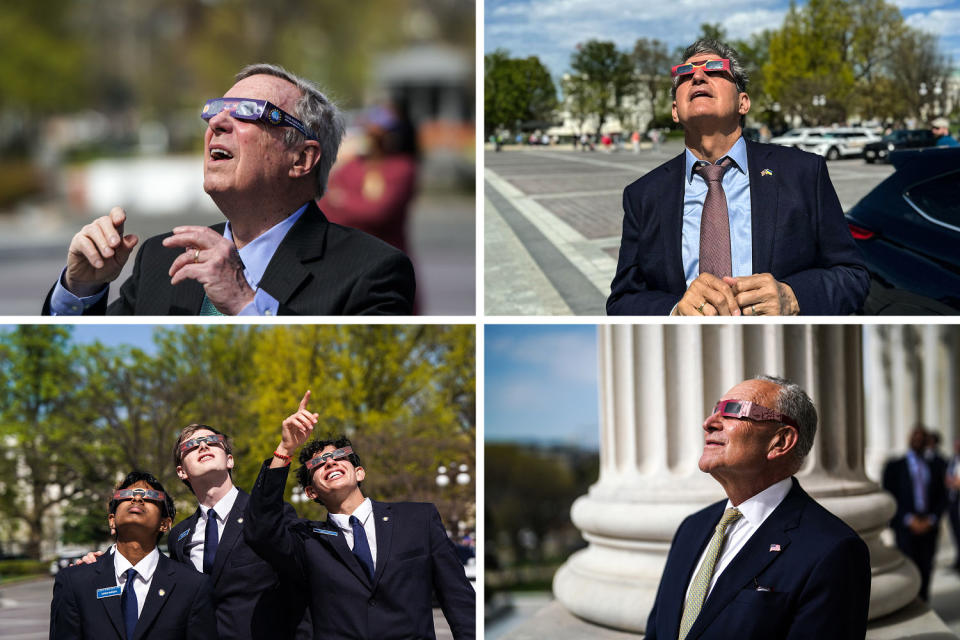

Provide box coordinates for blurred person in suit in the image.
[646,376,870,639]
[245,391,476,639]
[607,39,868,316]
[44,64,413,316]
[50,471,216,639]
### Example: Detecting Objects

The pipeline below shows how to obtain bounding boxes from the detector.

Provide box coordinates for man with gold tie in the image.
[645,376,870,639]
[607,39,868,316]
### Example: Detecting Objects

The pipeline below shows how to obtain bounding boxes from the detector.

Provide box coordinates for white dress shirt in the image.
[328,497,378,566]
[113,545,160,617]
[185,485,239,573]
[685,477,793,603]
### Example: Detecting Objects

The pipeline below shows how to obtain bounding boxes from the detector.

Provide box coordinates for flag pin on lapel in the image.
[761,168,773,177]
[769,543,781,552]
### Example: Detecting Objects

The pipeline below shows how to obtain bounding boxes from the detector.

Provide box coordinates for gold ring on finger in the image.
[751,304,757,315]
[696,301,706,314]
[193,249,200,264]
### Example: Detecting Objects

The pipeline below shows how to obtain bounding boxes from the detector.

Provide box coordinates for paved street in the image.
[484,141,895,315]
[0,575,457,639]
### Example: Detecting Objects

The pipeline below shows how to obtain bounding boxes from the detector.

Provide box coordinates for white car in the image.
[769,127,829,148]
[805,128,880,160]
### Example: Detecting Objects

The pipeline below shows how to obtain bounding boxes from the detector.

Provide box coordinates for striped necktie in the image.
[678,507,743,639]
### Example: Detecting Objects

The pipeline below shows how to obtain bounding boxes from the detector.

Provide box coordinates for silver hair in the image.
[755,374,817,466]
[235,63,345,198]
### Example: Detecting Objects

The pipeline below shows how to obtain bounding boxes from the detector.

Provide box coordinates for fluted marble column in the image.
[553,324,918,634]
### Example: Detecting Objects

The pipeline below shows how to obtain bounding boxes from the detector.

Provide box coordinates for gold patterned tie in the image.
[678,507,742,640]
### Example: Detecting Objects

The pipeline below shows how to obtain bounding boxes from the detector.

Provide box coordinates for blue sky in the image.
[485,0,960,80]
[485,324,599,448]
[1,324,170,353]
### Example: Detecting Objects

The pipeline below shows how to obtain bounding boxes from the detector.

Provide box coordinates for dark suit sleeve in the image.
[778,157,869,315]
[341,251,416,315]
[427,506,475,640]
[786,534,870,639]
[185,577,219,640]
[50,569,82,640]
[606,186,683,316]
[243,460,308,587]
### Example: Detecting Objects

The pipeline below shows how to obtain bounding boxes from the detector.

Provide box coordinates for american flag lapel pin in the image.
[760,168,773,177]
[769,543,781,552]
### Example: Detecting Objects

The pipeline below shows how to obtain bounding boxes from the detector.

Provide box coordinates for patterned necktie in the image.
[694,157,734,278]
[349,515,375,582]
[199,294,225,316]
[678,507,743,640]
[120,567,139,640]
[203,508,219,574]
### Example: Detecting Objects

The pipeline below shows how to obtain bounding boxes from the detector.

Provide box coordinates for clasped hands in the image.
[674,273,799,316]
[64,207,255,315]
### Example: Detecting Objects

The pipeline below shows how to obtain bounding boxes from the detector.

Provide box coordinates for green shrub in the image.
[0,558,48,577]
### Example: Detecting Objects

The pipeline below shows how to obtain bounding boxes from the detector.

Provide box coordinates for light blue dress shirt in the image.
[681,135,752,287]
[49,203,309,316]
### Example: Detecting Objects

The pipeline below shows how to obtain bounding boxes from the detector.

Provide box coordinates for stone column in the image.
[553,324,919,634]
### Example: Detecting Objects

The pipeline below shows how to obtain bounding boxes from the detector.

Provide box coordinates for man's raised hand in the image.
[275,391,319,464]
[64,207,139,297]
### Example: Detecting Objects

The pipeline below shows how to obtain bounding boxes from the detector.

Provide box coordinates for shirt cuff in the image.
[49,268,108,315]
[236,288,280,316]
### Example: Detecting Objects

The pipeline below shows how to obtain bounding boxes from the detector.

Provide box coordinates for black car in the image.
[863,129,937,163]
[845,146,960,314]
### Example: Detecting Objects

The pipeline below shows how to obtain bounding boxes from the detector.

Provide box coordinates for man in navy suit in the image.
[44,63,414,316]
[245,391,476,639]
[608,39,868,316]
[882,425,947,602]
[50,471,216,639]
[167,424,310,639]
[646,376,870,639]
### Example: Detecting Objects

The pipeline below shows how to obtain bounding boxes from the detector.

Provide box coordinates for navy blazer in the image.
[50,548,217,640]
[882,456,948,532]
[607,141,870,315]
[244,461,476,640]
[167,488,309,640]
[646,478,870,640]
[42,201,415,315]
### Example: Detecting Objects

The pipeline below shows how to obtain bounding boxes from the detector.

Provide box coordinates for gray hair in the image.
[755,374,817,466]
[236,63,345,198]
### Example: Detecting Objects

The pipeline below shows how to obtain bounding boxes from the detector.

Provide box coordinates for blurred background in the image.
[0,0,475,315]
[0,324,475,582]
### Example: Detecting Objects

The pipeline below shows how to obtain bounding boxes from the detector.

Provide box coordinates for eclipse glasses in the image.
[671,58,731,78]
[179,434,227,455]
[304,446,354,471]
[712,399,798,428]
[113,488,167,503]
[201,97,318,141]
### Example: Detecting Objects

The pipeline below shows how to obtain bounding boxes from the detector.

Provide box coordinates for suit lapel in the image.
[663,502,723,639]
[210,490,249,583]
[746,141,779,274]
[663,152,688,293]
[319,516,373,589]
[686,479,804,639]
[371,501,393,588]
[258,202,329,309]
[132,553,176,640]
[173,509,201,563]
[95,550,126,639]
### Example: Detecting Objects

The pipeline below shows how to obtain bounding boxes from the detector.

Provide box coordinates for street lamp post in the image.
[812,94,826,125]
[436,464,472,536]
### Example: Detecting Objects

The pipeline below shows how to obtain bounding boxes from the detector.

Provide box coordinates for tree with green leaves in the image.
[484,49,558,133]
[631,38,674,132]
[569,40,635,136]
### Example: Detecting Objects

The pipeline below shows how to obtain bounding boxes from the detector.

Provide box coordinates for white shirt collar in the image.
[724,476,793,527]
[113,545,160,583]
[202,485,239,523]
[223,203,309,288]
[329,497,373,531]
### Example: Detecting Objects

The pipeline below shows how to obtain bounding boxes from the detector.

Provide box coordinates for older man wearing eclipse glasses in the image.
[607,39,868,316]
[644,375,870,639]
[44,63,415,315]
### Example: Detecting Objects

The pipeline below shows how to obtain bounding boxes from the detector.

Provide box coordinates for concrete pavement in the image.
[484,142,895,316]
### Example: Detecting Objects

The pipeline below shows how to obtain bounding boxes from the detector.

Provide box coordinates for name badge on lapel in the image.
[97,586,122,599]
[314,528,338,537]
[177,529,190,542]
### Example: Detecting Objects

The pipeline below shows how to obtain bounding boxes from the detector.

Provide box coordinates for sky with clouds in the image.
[485,0,960,80]
[485,324,599,448]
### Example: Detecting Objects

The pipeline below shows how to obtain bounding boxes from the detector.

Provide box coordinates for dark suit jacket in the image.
[607,140,869,315]
[244,461,476,640]
[50,548,217,640]
[167,488,309,640]
[43,202,415,315]
[646,478,870,640]
[882,455,948,532]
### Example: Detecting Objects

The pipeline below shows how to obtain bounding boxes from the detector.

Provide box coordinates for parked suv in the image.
[864,129,937,163]
[806,127,880,160]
